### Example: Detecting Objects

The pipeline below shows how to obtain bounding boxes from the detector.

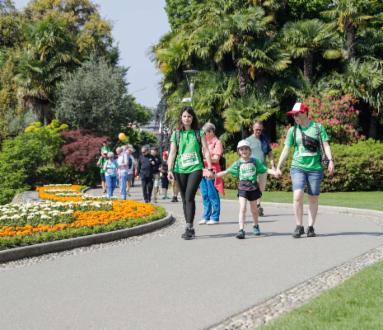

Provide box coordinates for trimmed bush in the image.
[223,140,383,192]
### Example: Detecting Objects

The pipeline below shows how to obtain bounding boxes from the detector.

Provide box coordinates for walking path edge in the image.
[0,213,175,264]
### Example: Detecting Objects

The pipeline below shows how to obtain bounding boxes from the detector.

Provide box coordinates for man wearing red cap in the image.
[276,102,334,238]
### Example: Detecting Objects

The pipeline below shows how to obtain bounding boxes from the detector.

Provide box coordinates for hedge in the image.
[222,139,383,192]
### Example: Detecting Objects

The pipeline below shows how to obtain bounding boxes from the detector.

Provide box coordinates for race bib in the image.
[239,163,256,181]
[181,152,199,167]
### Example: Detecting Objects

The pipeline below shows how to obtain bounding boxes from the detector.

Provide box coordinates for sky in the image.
[13,0,170,108]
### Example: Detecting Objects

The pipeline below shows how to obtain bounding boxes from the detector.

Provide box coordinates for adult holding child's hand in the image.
[276,102,334,238]
[167,106,213,240]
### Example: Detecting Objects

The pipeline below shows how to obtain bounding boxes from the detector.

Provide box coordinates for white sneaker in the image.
[199,219,208,225]
[207,220,219,225]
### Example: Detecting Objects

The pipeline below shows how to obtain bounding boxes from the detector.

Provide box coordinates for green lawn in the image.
[223,190,383,211]
[259,261,383,330]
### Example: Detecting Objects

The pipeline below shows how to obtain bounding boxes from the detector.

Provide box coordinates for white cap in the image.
[237,140,251,149]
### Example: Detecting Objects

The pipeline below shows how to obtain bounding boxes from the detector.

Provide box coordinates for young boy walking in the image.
[215,140,276,239]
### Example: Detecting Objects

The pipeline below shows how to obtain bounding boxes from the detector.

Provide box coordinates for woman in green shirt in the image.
[168,106,214,240]
[276,102,334,238]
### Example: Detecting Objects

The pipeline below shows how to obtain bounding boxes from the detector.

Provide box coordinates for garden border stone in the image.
[0,213,174,264]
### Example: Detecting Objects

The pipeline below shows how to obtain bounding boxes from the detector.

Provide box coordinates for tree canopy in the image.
[156,0,383,141]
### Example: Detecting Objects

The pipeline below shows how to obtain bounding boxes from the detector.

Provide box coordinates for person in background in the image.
[246,120,275,216]
[117,146,129,200]
[167,106,214,240]
[276,102,334,238]
[97,150,108,194]
[100,142,111,155]
[115,147,123,189]
[150,146,162,203]
[125,145,135,197]
[199,122,224,225]
[137,146,155,203]
[160,151,170,199]
[103,151,118,198]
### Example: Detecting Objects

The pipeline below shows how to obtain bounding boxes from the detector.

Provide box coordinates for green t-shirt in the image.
[285,121,329,171]
[170,129,205,174]
[101,146,111,154]
[98,157,107,174]
[227,157,267,182]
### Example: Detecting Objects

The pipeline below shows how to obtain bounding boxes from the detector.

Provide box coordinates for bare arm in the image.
[167,141,177,180]
[276,144,290,175]
[201,136,213,169]
[214,170,228,179]
[323,141,334,175]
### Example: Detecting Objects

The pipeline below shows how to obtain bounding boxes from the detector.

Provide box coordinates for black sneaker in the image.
[307,226,316,237]
[292,225,304,238]
[236,229,246,239]
[181,227,195,240]
[171,196,178,202]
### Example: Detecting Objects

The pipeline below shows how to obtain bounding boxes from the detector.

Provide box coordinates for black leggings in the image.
[175,170,203,225]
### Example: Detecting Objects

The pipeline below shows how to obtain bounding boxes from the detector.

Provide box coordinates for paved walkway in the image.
[0,183,382,330]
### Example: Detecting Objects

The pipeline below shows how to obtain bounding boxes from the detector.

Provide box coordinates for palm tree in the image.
[282,19,342,81]
[14,16,78,124]
[223,91,278,135]
[322,0,374,59]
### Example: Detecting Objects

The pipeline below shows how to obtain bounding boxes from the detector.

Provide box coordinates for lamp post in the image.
[182,69,198,104]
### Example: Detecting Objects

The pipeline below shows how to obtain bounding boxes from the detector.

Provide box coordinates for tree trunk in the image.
[368,112,378,139]
[238,64,247,97]
[345,20,356,59]
[304,53,313,81]
[237,64,248,139]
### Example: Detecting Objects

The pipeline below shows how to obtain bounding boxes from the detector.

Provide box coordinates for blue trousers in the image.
[199,177,220,221]
[105,175,117,198]
[119,172,128,199]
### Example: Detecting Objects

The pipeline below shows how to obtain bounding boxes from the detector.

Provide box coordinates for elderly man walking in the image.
[246,120,275,216]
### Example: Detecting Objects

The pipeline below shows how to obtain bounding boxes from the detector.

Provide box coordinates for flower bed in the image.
[0,185,166,250]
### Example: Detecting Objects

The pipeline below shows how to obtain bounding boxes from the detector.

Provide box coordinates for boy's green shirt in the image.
[227,157,267,182]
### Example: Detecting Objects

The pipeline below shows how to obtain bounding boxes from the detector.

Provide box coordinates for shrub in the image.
[58,130,110,186]
[0,121,65,204]
[266,140,383,192]
[223,140,383,192]
[305,95,361,144]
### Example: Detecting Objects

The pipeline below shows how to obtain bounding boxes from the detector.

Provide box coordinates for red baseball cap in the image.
[287,102,309,116]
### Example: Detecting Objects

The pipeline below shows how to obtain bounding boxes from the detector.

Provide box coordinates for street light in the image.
[182,69,198,103]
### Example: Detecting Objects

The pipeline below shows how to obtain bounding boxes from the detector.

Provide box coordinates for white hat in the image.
[237,140,251,149]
